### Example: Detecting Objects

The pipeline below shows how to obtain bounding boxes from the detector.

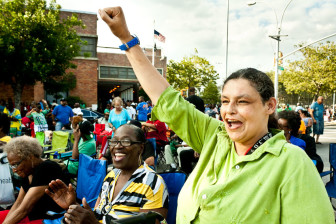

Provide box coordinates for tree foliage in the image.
[166,51,219,91]
[279,42,336,101]
[201,80,220,105]
[0,0,84,107]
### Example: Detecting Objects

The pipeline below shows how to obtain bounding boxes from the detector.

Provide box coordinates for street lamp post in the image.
[248,0,294,102]
[225,0,229,79]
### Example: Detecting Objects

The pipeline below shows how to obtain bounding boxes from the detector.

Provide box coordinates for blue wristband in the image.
[119,36,140,51]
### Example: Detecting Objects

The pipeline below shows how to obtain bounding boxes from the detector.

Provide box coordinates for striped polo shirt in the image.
[94,163,169,223]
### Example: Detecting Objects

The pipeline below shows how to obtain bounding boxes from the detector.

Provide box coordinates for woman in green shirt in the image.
[99,7,334,223]
[65,121,96,175]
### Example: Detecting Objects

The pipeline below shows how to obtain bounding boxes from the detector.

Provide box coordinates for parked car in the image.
[81,109,104,123]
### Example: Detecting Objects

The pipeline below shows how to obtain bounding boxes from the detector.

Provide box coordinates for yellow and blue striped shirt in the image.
[95,163,168,223]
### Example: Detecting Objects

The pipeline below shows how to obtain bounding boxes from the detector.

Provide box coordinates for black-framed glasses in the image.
[10,159,23,170]
[109,139,143,148]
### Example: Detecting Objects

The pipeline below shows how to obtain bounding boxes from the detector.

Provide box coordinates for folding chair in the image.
[76,154,107,207]
[43,131,70,158]
[159,172,187,224]
[321,143,336,208]
[43,154,107,224]
[35,132,45,146]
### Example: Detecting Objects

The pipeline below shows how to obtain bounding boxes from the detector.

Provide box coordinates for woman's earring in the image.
[138,154,142,166]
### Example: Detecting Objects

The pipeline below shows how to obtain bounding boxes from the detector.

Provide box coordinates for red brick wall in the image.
[68,59,98,107]
[0,83,35,104]
[60,10,97,35]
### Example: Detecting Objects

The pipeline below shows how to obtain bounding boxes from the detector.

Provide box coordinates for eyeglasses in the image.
[10,159,23,170]
[109,139,143,147]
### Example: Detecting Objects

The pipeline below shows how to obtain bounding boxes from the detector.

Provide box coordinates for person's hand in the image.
[98,7,132,43]
[64,198,99,224]
[42,99,47,104]
[313,119,317,124]
[45,179,76,210]
[53,121,56,126]
[73,126,81,141]
[112,126,116,133]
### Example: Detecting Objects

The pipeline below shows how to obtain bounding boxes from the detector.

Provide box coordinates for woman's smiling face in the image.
[110,125,144,172]
[221,78,275,148]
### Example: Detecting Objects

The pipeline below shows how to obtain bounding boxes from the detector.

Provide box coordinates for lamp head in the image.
[247,1,257,6]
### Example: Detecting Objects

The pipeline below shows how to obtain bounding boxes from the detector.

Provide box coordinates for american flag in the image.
[154,29,166,43]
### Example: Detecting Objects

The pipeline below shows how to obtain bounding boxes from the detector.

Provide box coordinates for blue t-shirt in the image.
[52,105,74,125]
[108,108,131,130]
[136,102,148,121]
[290,136,306,150]
[310,102,324,121]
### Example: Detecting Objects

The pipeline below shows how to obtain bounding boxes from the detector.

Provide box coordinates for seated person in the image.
[164,134,182,169]
[142,116,168,150]
[0,136,66,223]
[64,121,96,175]
[102,120,155,167]
[277,110,306,150]
[298,133,324,173]
[46,124,168,223]
[96,112,112,132]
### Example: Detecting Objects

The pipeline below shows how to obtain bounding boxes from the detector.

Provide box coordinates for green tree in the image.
[166,51,219,91]
[201,80,220,105]
[279,42,336,101]
[0,0,84,108]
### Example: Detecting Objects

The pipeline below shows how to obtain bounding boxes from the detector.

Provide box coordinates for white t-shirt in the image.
[126,106,136,119]
[72,108,82,115]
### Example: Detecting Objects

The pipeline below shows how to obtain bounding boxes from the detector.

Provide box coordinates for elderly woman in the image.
[46,124,168,223]
[0,136,65,224]
[98,7,334,223]
[108,97,131,133]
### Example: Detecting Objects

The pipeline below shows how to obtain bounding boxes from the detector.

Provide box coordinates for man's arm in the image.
[309,109,316,123]
[52,114,56,126]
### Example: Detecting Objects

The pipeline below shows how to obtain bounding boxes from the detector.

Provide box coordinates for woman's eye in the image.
[238,100,248,104]
[222,100,229,104]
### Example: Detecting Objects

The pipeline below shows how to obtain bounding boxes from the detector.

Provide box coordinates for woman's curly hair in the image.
[4,136,42,159]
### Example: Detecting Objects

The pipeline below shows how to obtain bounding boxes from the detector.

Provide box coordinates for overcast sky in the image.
[52,0,336,84]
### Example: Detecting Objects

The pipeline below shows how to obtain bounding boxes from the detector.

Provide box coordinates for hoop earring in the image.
[138,154,142,167]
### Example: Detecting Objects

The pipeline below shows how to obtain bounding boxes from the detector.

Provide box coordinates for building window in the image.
[100,66,163,79]
[100,66,137,80]
[79,36,97,57]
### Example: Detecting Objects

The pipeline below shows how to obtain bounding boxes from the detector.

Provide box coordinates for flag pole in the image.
[152,20,155,66]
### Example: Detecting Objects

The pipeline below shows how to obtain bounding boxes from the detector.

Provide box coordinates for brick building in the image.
[1,9,166,110]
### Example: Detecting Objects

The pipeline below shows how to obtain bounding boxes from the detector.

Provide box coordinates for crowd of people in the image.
[0,5,335,224]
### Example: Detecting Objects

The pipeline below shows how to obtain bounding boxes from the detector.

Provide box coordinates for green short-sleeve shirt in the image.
[66,138,96,174]
[152,87,334,224]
